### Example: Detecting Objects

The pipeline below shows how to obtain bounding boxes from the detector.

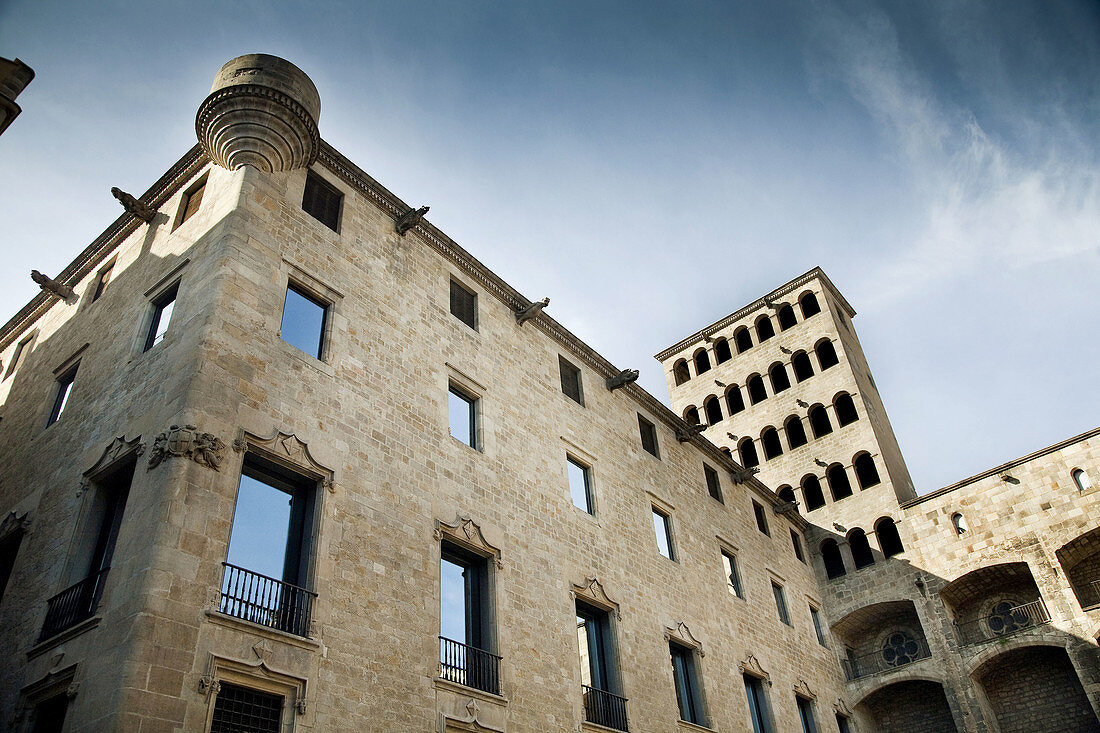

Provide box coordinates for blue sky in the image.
[1,1,1097,492]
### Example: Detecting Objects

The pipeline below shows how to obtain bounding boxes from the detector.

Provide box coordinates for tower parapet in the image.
[196,53,320,172]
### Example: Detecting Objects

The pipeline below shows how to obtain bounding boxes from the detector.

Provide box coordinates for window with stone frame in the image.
[670,641,708,726]
[448,383,479,450]
[449,278,477,330]
[301,170,342,231]
[47,363,78,427]
[144,282,179,352]
[704,464,723,503]
[721,549,743,598]
[559,356,584,405]
[753,500,770,536]
[439,538,499,695]
[175,174,207,230]
[567,455,594,515]
[809,605,828,647]
[772,581,791,625]
[638,414,660,458]
[91,259,114,302]
[652,506,675,560]
[209,682,283,733]
[5,331,34,380]
[744,673,775,733]
[280,282,329,360]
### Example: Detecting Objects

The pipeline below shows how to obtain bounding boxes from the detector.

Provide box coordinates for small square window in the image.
[210,682,283,733]
[175,175,206,229]
[448,384,478,450]
[47,365,77,426]
[567,456,593,514]
[91,261,114,302]
[144,283,178,352]
[704,465,723,503]
[753,501,770,536]
[791,529,805,563]
[638,414,660,458]
[772,582,790,625]
[810,605,828,647]
[722,550,743,598]
[450,279,477,330]
[280,283,328,359]
[5,333,33,380]
[652,507,674,560]
[559,356,584,405]
[302,171,342,231]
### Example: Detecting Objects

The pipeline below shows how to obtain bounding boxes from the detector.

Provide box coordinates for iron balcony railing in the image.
[841,637,931,681]
[39,568,110,642]
[583,685,629,731]
[439,636,501,696]
[219,563,316,638]
[955,599,1050,647]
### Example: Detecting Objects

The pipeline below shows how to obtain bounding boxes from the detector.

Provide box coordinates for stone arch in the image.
[826,463,852,501]
[833,392,857,426]
[768,361,790,394]
[820,538,845,579]
[776,303,797,330]
[1056,526,1100,610]
[815,338,839,370]
[746,374,767,404]
[853,452,881,489]
[703,395,723,426]
[847,528,874,569]
[791,350,814,382]
[738,438,759,469]
[785,415,808,449]
[755,314,775,342]
[799,291,821,319]
[854,679,958,732]
[725,385,745,415]
[673,359,691,386]
[808,404,832,438]
[734,326,753,353]
[693,348,711,375]
[874,517,904,557]
[760,427,783,460]
[801,474,825,511]
[713,337,732,364]
[683,405,701,425]
[832,599,931,681]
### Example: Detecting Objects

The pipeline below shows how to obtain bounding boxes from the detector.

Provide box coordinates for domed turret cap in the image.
[196,54,321,172]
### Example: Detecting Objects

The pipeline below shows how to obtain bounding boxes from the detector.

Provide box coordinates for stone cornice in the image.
[0,144,207,352]
[653,267,857,362]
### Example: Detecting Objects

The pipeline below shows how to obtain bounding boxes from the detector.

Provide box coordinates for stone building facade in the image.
[0,54,1094,733]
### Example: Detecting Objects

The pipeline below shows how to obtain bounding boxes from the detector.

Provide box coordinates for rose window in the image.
[881,632,919,667]
[988,601,1031,636]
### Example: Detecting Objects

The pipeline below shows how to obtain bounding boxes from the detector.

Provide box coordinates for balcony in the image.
[39,568,109,641]
[583,685,628,730]
[955,599,1050,647]
[842,635,931,680]
[439,636,501,696]
[219,563,316,638]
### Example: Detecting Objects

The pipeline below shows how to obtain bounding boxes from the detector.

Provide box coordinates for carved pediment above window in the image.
[665,621,704,655]
[435,516,502,567]
[793,678,815,700]
[739,654,771,685]
[84,435,145,481]
[0,511,30,542]
[233,428,335,490]
[571,577,620,618]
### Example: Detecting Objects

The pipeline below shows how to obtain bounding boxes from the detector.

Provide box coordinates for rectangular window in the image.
[722,550,743,598]
[221,459,317,637]
[559,356,584,405]
[210,682,283,733]
[836,713,852,733]
[638,414,660,458]
[753,500,770,536]
[31,694,70,733]
[652,507,674,560]
[797,696,820,733]
[448,385,478,450]
[47,365,77,426]
[175,175,206,229]
[791,529,805,562]
[772,582,790,625]
[280,283,328,359]
[440,542,498,694]
[5,332,33,380]
[670,642,707,726]
[810,605,827,647]
[744,674,774,733]
[91,261,114,302]
[449,279,477,330]
[143,283,178,351]
[0,529,24,607]
[567,456,593,515]
[704,464,723,503]
[577,602,626,730]
[302,171,342,231]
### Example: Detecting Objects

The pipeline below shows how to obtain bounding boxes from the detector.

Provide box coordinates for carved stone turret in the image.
[31,270,75,304]
[111,187,156,222]
[514,297,549,326]
[395,205,429,236]
[605,369,639,391]
[196,54,321,172]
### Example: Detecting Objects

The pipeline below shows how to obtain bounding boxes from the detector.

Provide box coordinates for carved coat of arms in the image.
[148,424,226,471]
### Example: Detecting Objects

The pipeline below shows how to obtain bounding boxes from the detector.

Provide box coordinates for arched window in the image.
[673,360,691,386]
[777,486,796,506]
[769,362,791,394]
[726,386,745,415]
[739,439,759,469]
[875,517,904,557]
[815,339,839,370]
[951,513,968,535]
[799,291,821,318]
[827,464,852,501]
[747,374,767,404]
[854,452,881,488]
[1073,469,1093,492]
[785,415,808,449]
[808,405,832,438]
[761,428,783,460]
[834,393,858,426]
[821,539,845,579]
[693,348,711,375]
[802,475,825,511]
[703,395,723,426]
[777,304,797,330]
[792,351,814,382]
[734,327,753,353]
[755,315,775,343]
[848,529,875,569]
[683,406,701,425]
[714,338,732,364]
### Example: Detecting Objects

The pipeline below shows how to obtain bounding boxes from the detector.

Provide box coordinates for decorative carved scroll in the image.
[147,425,226,471]
[30,270,76,304]
[395,205,429,235]
[434,515,502,568]
[665,621,704,655]
[793,678,815,699]
[571,577,620,619]
[605,369,639,392]
[739,654,771,684]
[514,297,549,326]
[111,187,156,222]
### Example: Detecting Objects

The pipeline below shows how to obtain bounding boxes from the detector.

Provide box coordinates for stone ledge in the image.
[676,720,715,732]
[433,675,509,706]
[27,616,101,659]
[203,610,322,652]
